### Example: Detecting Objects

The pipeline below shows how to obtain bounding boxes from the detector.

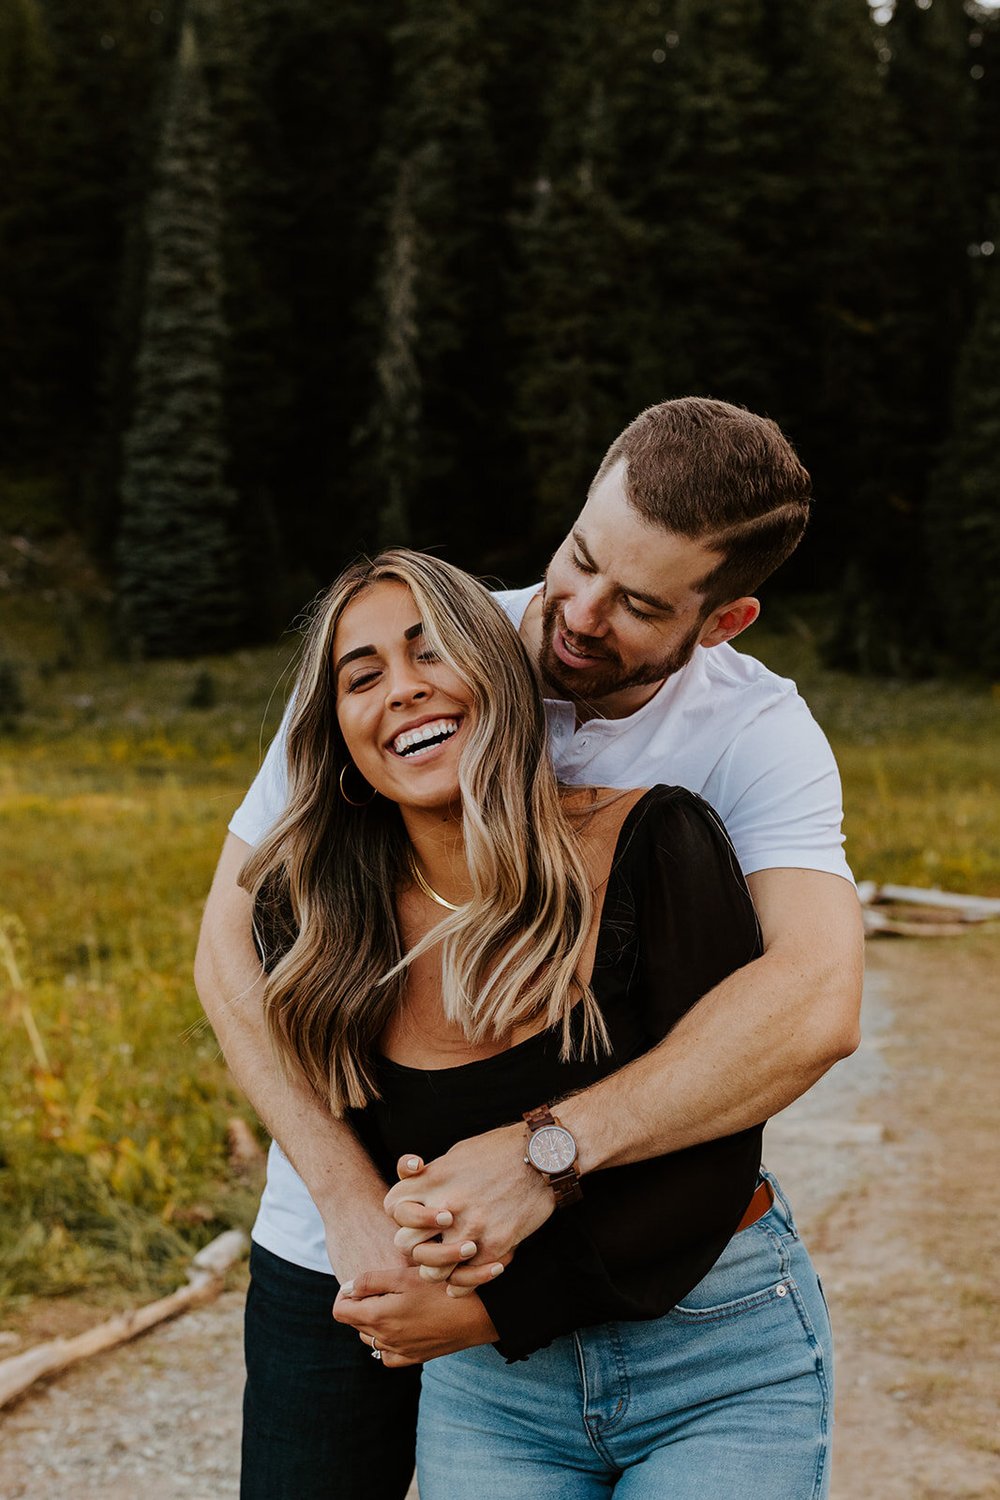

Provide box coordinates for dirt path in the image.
[1,936,997,1499]
[795,935,999,1500]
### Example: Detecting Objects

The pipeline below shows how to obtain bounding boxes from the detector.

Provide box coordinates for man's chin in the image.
[539,646,620,704]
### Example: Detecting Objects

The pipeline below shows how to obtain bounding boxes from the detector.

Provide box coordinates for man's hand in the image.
[333,1267,499,1366]
[383,1126,554,1280]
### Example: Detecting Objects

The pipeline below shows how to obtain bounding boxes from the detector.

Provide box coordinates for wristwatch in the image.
[523,1104,582,1207]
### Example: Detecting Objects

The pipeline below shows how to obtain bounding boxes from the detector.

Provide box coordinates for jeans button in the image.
[776,1284,788,1297]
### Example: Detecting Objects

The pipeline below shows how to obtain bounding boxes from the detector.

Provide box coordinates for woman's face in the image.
[333,580,473,819]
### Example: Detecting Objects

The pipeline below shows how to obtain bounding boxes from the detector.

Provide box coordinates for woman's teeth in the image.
[392,719,459,757]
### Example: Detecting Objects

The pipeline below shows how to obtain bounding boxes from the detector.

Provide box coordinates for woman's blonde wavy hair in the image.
[239,549,607,1115]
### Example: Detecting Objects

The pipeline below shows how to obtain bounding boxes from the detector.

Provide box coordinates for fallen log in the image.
[862,908,971,939]
[0,1228,248,1411]
[857,881,1000,937]
[872,884,1000,919]
[858,882,1000,920]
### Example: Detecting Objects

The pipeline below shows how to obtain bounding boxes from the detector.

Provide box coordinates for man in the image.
[195,397,862,1498]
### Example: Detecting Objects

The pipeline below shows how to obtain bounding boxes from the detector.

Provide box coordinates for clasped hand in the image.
[333,1122,554,1366]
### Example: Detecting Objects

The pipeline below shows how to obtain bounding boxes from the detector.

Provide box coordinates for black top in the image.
[347,786,764,1362]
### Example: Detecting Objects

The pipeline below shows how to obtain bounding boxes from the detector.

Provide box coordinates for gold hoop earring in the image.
[339,762,377,807]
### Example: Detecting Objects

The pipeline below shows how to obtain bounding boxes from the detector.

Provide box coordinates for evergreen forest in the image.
[2,0,999,672]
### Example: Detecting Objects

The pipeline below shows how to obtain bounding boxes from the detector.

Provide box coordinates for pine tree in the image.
[641,0,781,405]
[4,1,179,493]
[767,0,897,596]
[372,155,421,545]
[926,244,1000,675]
[0,0,55,466]
[363,0,510,561]
[509,1,669,550]
[198,0,299,630]
[512,85,651,546]
[820,0,980,671]
[116,18,241,658]
[203,0,396,590]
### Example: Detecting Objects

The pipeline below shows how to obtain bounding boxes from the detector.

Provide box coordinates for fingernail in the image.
[435,1210,453,1227]
[490,1263,504,1277]
[460,1241,477,1257]
[406,1158,420,1171]
[339,1280,355,1297]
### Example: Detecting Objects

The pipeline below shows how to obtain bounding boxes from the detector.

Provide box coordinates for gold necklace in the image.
[408,850,463,911]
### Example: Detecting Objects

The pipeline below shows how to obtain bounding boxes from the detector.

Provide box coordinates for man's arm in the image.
[194,833,406,1280]
[386,868,863,1271]
[565,866,863,1167]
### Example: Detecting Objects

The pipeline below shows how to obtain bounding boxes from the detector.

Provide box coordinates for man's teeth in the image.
[393,719,459,756]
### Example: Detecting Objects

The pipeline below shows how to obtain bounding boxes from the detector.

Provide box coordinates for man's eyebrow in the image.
[572,528,675,615]
[571,528,598,570]
[622,584,676,614]
[334,621,424,677]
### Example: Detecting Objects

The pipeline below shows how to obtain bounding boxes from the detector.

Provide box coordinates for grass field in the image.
[1,600,998,1308]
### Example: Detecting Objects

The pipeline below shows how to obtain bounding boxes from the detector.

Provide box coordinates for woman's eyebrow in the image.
[334,644,375,677]
[334,621,424,677]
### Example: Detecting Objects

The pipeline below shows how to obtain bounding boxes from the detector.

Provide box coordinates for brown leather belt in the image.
[735,1178,774,1234]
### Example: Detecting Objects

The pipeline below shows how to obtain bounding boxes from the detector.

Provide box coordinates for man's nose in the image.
[562,582,608,639]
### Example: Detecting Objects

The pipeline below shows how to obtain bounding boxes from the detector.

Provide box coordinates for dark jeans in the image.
[241,1242,422,1500]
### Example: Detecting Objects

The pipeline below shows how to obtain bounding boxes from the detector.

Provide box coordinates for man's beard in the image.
[537,597,703,710]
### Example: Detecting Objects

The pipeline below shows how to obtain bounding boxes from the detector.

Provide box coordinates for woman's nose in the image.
[386,667,430,710]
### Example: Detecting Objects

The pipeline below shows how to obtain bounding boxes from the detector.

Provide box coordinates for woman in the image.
[241,549,833,1498]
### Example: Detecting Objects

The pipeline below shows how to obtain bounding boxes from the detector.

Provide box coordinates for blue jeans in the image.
[417,1171,833,1499]
[241,1242,421,1500]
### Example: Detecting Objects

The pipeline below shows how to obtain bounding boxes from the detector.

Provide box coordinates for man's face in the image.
[538,460,730,717]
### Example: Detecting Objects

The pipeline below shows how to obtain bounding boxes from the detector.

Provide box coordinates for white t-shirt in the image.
[232,584,852,1273]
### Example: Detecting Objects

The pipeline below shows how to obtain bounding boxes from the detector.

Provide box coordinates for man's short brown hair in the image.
[592,397,812,608]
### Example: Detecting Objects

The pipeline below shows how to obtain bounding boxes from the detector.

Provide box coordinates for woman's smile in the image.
[334,580,473,814]
[388,714,463,761]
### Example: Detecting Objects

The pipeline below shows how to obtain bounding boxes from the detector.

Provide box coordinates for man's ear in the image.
[697,597,760,648]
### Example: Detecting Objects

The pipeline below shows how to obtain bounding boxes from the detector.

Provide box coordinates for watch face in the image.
[527,1124,576,1174]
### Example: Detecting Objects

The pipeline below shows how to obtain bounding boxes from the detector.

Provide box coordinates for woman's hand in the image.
[333,1266,499,1367]
[384,1126,555,1281]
